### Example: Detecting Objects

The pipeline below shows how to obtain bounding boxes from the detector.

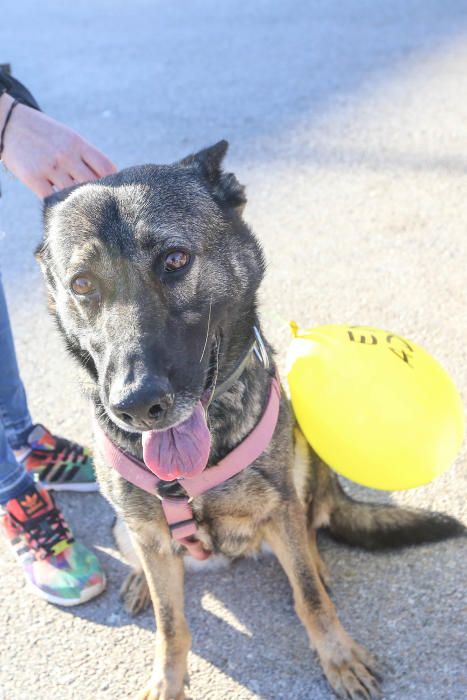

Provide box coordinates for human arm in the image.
[0,67,116,198]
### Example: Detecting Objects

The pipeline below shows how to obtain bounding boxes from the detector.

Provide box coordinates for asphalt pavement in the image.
[0,2,466,699]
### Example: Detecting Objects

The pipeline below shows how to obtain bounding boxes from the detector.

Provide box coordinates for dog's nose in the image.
[110,386,174,428]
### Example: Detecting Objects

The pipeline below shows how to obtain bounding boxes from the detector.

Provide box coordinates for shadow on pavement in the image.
[53,486,466,699]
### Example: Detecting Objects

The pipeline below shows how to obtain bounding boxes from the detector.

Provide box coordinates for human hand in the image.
[0,93,117,198]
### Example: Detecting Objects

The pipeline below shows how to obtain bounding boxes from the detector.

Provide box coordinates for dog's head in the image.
[37,141,264,434]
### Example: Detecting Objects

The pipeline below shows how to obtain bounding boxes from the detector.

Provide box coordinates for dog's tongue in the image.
[142,402,211,481]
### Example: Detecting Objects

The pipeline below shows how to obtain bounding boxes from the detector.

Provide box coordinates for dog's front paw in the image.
[318,634,382,700]
[120,570,151,615]
[135,676,186,700]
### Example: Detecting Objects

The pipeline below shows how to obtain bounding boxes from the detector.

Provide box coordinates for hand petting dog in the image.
[0,91,116,197]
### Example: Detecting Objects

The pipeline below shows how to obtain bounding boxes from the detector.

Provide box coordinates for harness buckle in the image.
[154,479,193,503]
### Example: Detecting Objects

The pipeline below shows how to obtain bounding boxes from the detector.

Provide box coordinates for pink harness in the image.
[94,375,281,560]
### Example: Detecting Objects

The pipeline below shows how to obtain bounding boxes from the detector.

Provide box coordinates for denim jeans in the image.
[0,273,34,504]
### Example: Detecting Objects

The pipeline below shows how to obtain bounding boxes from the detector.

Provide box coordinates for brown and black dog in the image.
[37,141,464,700]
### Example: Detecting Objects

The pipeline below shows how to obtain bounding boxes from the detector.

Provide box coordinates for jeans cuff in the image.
[0,464,35,505]
[7,422,34,450]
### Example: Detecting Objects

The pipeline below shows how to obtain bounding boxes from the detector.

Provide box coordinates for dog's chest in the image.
[191,471,282,557]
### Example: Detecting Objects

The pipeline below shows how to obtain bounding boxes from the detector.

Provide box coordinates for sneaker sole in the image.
[38,481,99,493]
[26,574,107,606]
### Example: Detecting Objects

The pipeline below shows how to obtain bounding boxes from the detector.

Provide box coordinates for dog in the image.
[37,141,464,700]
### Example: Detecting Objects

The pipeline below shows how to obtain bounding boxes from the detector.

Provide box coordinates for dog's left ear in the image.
[35,185,77,288]
[42,183,80,216]
[37,183,82,265]
[34,232,56,299]
[181,140,247,212]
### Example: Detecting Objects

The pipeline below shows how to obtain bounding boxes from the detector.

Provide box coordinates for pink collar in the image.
[94,374,281,560]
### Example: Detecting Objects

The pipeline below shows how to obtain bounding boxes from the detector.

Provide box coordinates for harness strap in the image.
[94,374,281,561]
[181,376,281,499]
[161,497,211,561]
[96,438,160,494]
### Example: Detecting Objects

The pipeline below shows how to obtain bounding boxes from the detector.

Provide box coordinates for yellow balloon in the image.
[287,323,464,490]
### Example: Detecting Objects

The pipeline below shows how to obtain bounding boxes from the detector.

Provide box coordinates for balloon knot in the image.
[289,320,299,338]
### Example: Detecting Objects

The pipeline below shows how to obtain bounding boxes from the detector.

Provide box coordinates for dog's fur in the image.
[37,141,464,700]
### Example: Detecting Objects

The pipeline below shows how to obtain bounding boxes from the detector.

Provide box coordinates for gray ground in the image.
[0,2,466,699]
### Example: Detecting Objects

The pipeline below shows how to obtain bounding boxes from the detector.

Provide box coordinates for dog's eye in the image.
[71,275,96,295]
[164,251,190,272]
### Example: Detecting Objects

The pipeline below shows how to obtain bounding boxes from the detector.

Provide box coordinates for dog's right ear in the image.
[180,140,247,213]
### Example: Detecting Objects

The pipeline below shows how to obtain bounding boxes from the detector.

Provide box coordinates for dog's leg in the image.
[308,528,331,589]
[265,501,382,700]
[130,528,191,700]
[113,514,151,615]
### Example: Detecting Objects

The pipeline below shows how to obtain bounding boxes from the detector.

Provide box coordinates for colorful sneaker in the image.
[1,485,106,606]
[14,424,98,492]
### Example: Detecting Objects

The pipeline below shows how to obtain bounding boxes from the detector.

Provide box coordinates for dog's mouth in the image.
[142,402,211,481]
[140,334,221,482]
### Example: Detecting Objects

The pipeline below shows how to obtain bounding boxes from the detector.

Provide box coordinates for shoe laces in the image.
[11,506,74,559]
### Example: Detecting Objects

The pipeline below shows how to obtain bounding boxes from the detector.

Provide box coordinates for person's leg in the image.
[0,273,36,499]
[0,420,34,505]
[0,273,33,449]
[0,275,105,603]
